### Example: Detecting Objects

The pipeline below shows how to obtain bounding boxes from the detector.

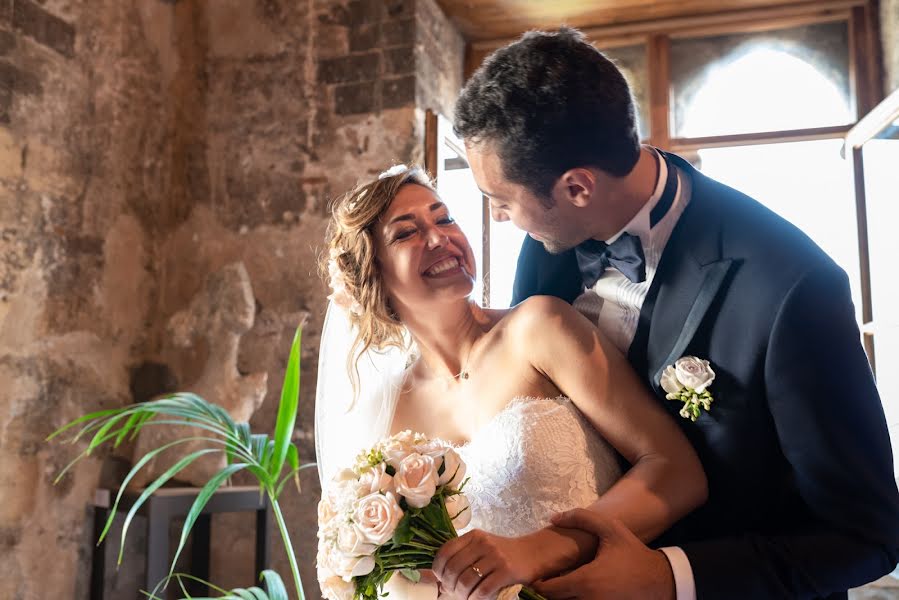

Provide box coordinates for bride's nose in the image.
[425,227,449,249]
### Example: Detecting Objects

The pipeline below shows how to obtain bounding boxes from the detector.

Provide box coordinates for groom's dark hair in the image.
[454,27,641,199]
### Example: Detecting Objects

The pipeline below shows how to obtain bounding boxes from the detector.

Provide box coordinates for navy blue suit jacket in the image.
[512,151,899,598]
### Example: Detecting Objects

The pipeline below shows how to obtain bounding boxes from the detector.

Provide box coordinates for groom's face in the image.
[465,143,585,254]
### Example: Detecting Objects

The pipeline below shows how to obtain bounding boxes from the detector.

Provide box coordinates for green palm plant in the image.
[48,325,312,600]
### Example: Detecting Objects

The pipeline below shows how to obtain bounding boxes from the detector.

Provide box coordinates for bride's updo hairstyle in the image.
[323,164,434,372]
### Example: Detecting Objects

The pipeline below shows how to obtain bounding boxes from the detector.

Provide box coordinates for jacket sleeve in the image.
[682,263,899,598]
[511,235,583,307]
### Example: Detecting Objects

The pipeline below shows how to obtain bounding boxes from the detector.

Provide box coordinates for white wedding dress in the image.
[382,395,622,599]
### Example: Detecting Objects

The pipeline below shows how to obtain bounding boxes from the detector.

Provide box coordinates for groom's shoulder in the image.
[681,158,838,276]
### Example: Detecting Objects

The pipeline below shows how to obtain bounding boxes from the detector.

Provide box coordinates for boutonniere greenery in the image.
[661,356,716,421]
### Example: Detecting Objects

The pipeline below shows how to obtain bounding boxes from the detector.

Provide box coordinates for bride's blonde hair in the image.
[322,165,435,382]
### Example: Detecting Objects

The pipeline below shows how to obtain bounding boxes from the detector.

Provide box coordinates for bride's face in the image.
[374,184,476,313]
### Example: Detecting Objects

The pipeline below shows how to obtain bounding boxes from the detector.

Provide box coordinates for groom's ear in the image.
[556,168,597,208]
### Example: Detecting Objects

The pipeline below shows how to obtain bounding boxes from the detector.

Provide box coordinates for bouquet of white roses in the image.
[316,430,545,600]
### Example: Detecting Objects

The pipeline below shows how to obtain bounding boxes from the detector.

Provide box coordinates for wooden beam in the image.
[648,35,671,149]
[424,109,439,181]
[850,146,876,373]
[470,0,864,54]
[669,124,852,152]
[845,87,899,149]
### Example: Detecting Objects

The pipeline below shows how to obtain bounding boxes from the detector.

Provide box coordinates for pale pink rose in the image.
[331,543,376,579]
[437,448,466,489]
[394,453,439,508]
[318,497,337,526]
[497,585,524,600]
[353,491,404,545]
[320,575,355,600]
[444,492,471,530]
[358,462,395,495]
[674,357,715,393]
[415,438,450,459]
[380,436,415,468]
[337,522,376,556]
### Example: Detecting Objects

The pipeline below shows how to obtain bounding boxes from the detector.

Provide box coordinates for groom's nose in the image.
[490,206,510,223]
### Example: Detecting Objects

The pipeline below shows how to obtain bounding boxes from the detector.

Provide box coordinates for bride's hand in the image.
[431,530,548,600]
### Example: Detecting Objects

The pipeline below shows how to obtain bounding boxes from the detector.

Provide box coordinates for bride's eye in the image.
[392,229,417,242]
[437,215,456,225]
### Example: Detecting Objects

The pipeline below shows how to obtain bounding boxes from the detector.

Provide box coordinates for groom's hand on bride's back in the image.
[533,509,675,600]
[431,529,549,600]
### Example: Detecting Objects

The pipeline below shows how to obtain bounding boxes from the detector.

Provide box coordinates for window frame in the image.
[427,0,883,333]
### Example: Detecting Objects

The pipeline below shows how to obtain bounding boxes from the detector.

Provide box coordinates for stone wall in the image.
[883,0,899,94]
[0,1,463,598]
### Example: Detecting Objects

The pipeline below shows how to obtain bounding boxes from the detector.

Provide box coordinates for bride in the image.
[315,165,706,599]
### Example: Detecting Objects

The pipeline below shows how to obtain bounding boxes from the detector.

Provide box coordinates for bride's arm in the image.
[522,295,708,540]
[432,295,706,597]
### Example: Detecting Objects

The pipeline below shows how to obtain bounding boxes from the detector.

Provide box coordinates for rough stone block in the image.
[318,52,380,84]
[0,0,10,25]
[386,0,415,19]
[347,0,382,26]
[349,23,379,53]
[13,0,75,58]
[381,18,415,47]
[384,46,415,76]
[0,60,41,96]
[381,75,415,108]
[335,80,377,114]
[0,30,14,55]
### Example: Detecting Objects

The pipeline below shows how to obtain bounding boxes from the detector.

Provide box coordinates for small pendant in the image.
[460,371,469,380]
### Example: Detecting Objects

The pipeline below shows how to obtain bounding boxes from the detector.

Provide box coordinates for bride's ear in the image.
[555,168,597,208]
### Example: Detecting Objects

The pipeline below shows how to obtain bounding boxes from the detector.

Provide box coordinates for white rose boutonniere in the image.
[661,356,716,421]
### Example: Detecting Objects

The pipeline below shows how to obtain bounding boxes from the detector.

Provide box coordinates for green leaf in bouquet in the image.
[392,512,414,546]
[399,568,421,584]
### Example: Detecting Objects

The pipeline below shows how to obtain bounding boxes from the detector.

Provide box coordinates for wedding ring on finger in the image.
[471,564,484,579]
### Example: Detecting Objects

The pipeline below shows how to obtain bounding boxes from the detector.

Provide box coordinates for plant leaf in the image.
[259,570,289,600]
[169,463,249,577]
[270,326,302,480]
[118,448,221,565]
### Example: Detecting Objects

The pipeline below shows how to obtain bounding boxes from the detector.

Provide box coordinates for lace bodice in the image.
[456,396,622,537]
[381,396,622,600]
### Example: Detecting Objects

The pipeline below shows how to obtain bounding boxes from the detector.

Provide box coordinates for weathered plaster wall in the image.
[0,1,463,598]
[883,0,899,94]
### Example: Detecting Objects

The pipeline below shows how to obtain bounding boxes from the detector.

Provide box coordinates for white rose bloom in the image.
[380,437,415,468]
[674,357,715,393]
[497,585,524,600]
[438,448,466,489]
[394,453,439,508]
[337,522,376,557]
[354,491,404,545]
[660,365,684,395]
[333,550,376,579]
[318,497,337,526]
[320,575,355,600]
[358,462,395,495]
[444,493,471,530]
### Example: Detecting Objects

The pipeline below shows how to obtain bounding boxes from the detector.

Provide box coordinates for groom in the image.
[447,28,899,599]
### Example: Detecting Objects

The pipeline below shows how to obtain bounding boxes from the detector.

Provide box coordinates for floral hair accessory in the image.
[661,356,716,421]
[378,164,408,180]
[327,248,364,317]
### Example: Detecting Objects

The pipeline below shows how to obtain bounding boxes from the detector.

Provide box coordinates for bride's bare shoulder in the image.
[498,295,593,340]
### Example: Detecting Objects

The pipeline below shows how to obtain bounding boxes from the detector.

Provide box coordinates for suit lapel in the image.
[631,152,738,391]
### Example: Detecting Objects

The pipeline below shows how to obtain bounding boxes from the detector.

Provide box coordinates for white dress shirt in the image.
[573,147,697,600]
